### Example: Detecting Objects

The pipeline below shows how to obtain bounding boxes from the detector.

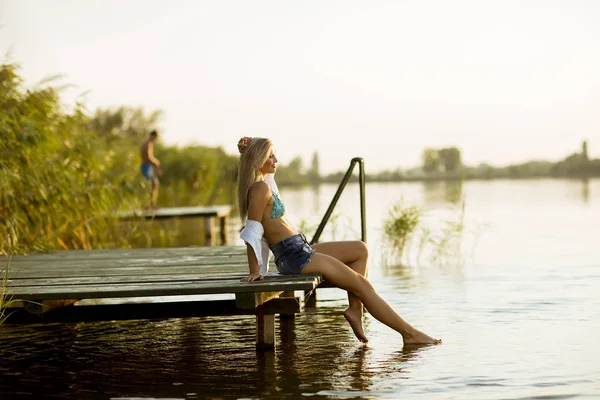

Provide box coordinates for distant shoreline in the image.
[278,174,597,187]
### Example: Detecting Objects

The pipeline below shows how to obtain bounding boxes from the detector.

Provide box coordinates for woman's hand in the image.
[240,273,264,282]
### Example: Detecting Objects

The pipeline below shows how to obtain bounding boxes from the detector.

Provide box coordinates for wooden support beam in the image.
[236,291,282,309]
[9,277,320,301]
[22,299,78,315]
[265,297,300,315]
[118,205,232,221]
[4,297,301,324]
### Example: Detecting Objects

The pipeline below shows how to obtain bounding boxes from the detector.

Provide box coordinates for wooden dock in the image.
[2,246,322,349]
[119,205,232,246]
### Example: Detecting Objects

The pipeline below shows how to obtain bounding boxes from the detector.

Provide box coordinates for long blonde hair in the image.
[237,138,273,222]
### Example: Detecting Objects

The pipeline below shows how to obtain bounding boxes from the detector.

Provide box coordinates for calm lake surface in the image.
[2,179,599,399]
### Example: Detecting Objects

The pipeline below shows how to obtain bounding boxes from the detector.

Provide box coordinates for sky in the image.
[1,0,599,173]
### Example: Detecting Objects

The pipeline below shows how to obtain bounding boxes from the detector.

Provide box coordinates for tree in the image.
[422,148,440,173]
[307,152,321,183]
[288,156,303,173]
[438,147,462,172]
[274,155,307,185]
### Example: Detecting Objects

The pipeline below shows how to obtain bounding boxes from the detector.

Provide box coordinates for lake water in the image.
[1,179,599,399]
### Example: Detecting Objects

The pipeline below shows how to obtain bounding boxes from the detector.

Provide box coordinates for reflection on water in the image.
[379,262,416,280]
[582,178,590,204]
[311,184,322,215]
[421,180,464,206]
[2,179,600,399]
[0,306,430,399]
[444,180,463,205]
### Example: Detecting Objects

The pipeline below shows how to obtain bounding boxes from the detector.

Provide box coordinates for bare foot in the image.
[403,329,441,345]
[343,307,369,343]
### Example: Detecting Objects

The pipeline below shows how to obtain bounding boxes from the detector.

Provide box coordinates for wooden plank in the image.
[6,259,251,272]
[7,273,316,287]
[7,262,252,274]
[9,265,255,276]
[5,256,273,270]
[6,265,251,276]
[6,259,251,271]
[1,246,247,262]
[8,276,322,301]
[6,265,279,279]
[119,205,231,220]
[5,252,248,263]
[5,255,250,268]
[8,262,251,276]
[9,276,320,295]
[4,297,302,324]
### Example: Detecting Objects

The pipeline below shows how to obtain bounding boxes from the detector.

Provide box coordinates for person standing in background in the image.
[140,130,163,209]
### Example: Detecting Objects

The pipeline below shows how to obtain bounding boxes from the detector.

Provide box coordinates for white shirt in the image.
[240,220,271,275]
[239,174,279,275]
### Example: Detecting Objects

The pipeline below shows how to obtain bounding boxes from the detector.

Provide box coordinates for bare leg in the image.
[151,178,160,209]
[302,253,440,345]
[312,241,368,342]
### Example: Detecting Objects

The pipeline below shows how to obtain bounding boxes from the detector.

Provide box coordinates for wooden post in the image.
[256,305,275,350]
[204,217,216,246]
[219,215,229,245]
[279,313,296,344]
[279,291,296,319]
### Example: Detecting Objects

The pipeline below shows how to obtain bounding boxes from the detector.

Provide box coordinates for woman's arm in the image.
[240,181,270,282]
[241,243,261,282]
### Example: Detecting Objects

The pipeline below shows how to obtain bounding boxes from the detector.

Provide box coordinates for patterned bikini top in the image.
[269,191,286,220]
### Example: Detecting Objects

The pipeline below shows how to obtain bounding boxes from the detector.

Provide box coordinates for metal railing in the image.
[310,157,366,245]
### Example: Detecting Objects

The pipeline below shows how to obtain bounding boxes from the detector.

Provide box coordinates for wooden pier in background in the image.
[2,246,322,350]
[118,205,232,246]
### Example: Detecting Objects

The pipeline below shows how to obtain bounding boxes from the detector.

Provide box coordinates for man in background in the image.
[140,130,163,209]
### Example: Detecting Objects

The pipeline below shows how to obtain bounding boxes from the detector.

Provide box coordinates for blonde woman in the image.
[237,137,440,345]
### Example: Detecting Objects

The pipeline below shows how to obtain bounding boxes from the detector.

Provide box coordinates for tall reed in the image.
[383,201,422,260]
[0,62,145,254]
[382,198,467,267]
[0,258,12,324]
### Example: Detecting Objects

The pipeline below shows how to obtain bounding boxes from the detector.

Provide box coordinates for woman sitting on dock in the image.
[237,137,440,345]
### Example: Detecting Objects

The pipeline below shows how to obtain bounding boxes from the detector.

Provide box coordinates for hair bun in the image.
[237,137,252,154]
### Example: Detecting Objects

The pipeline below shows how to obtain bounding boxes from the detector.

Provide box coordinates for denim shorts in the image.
[140,162,155,181]
[269,234,316,275]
